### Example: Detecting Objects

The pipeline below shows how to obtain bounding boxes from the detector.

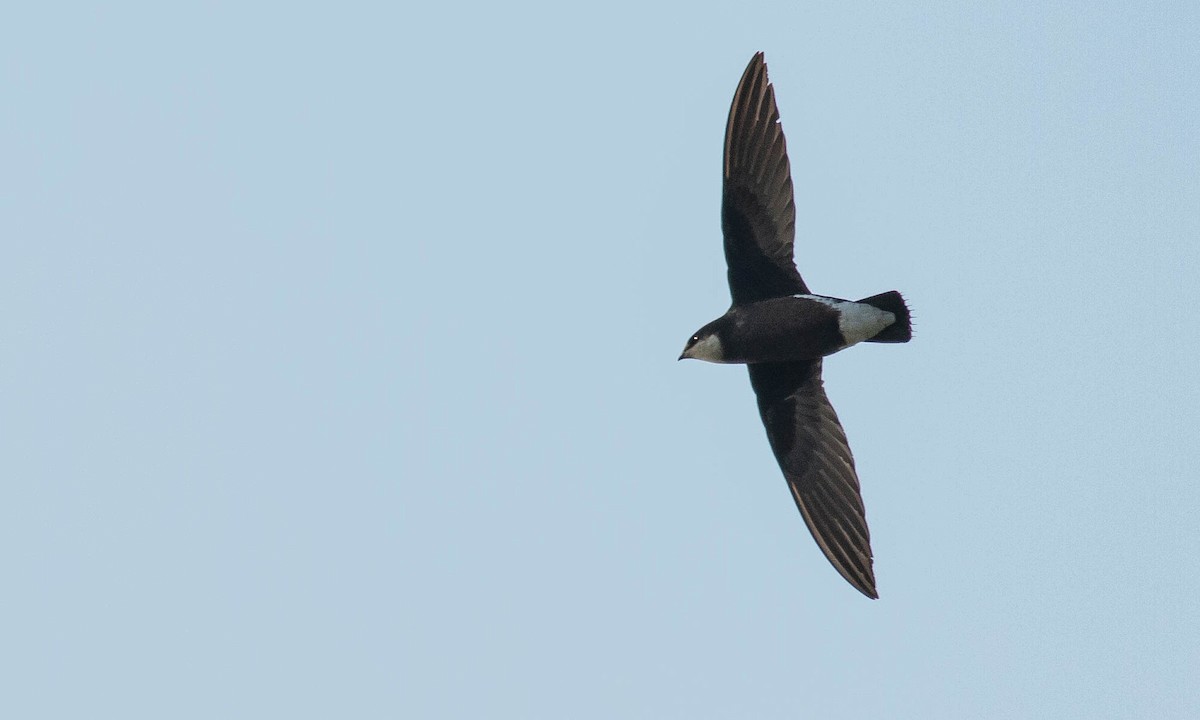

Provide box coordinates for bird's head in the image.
[679,325,725,362]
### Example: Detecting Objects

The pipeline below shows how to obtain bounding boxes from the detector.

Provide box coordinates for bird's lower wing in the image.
[748,361,877,598]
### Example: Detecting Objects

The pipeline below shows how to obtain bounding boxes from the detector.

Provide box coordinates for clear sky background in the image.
[3,2,1198,718]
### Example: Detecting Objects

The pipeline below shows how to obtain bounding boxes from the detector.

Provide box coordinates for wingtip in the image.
[844,567,879,599]
[737,52,768,84]
[744,51,766,77]
[843,568,878,599]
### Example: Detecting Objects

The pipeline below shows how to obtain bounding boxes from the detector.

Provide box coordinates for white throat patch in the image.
[795,294,895,347]
[686,333,725,363]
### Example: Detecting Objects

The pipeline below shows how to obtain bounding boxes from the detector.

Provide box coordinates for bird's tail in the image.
[858,291,912,343]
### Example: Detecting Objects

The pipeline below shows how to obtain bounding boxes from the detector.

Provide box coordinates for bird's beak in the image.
[678,353,685,361]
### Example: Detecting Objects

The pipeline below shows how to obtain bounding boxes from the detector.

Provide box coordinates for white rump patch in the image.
[794,294,895,347]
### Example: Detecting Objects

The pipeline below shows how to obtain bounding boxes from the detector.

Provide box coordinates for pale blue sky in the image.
[3,2,1198,718]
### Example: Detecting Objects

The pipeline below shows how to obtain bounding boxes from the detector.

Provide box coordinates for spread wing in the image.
[722,52,808,306]
[749,360,877,598]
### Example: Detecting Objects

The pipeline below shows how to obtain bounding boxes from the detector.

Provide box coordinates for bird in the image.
[679,53,912,599]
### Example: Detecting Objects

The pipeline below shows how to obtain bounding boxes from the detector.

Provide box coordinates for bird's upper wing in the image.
[722,52,808,305]
[748,360,877,598]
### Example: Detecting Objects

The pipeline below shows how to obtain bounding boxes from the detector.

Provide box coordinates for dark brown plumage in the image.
[681,53,913,599]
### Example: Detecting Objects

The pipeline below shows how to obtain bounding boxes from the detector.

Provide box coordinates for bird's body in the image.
[679,53,912,599]
[683,292,909,364]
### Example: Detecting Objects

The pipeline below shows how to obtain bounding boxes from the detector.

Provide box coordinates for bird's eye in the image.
[689,335,699,346]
